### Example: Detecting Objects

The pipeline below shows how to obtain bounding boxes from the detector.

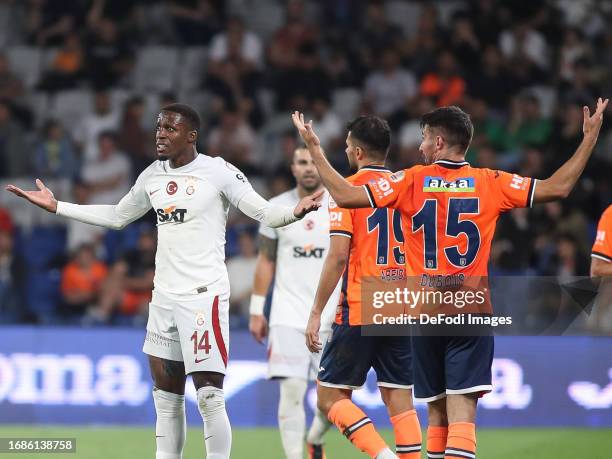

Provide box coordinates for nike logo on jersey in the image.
[319,366,325,372]
[149,189,160,196]
[195,356,209,363]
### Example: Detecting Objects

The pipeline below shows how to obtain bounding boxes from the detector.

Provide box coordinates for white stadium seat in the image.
[6,46,42,88]
[178,47,207,92]
[49,90,94,131]
[133,46,179,92]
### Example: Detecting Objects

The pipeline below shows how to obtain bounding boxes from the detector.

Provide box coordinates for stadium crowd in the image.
[0,0,610,328]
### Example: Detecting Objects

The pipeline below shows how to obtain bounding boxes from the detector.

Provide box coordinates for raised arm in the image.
[305,235,350,352]
[248,235,277,343]
[533,97,609,203]
[6,178,150,230]
[292,112,371,208]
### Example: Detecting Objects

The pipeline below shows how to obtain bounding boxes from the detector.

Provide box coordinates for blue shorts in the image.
[318,323,413,390]
[412,334,494,402]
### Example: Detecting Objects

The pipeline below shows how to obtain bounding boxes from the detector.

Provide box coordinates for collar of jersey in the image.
[163,153,202,172]
[434,159,470,169]
[359,165,391,172]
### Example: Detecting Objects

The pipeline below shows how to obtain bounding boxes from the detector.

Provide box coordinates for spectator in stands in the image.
[38,32,84,91]
[206,33,264,128]
[74,90,119,164]
[449,12,481,78]
[467,45,517,112]
[166,0,220,45]
[308,97,342,153]
[559,28,591,82]
[364,47,417,118]
[275,42,332,112]
[0,209,27,323]
[402,3,443,77]
[0,53,31,128]
[503,92,552,152]
[84,14,133,88]
[95,227,156,325]
[499,20,549,70]
[33,120,79,180]
[209,15,263,71]
[207,108,257,174]
[118,96,153,177]
[268,0,318,70]
[60,243,108,322]
[558,58,600,105]
[67,131,131,250]
[227,230,257,317]
[0,100,29,178]
[397,95,435,166]
[419,50,466,107]
[25,0,85,46]
[352,1,403,72]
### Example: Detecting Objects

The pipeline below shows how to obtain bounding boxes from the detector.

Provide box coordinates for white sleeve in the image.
[258,220,277,240]
[237,189,300,228]
[56,170,151,229]
[217,159,254,207]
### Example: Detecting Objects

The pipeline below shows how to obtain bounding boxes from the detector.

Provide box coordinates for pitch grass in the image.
[0,426,611,458]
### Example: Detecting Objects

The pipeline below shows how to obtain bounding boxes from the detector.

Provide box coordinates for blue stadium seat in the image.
[21,226,67,270]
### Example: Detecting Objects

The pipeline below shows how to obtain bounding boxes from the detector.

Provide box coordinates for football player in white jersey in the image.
[249,147,341,459]
[6,104,323,459]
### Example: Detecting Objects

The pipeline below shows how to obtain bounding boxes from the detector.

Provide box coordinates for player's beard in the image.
[300,177,321,194]
[158,155,169,161]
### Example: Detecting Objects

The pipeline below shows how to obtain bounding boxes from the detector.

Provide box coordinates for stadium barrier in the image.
[0,327,610,427]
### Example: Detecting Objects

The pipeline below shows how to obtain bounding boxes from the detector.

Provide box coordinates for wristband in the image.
[249,294,266,315]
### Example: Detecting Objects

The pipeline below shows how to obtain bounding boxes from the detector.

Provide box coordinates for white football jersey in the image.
[260,189,341,332]
[121,154,253,295]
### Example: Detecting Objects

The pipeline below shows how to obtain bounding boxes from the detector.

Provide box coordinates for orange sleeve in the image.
[329,196,353,238]
[592,207,612,262]
[365,169,412,209]
[488,169,536,212]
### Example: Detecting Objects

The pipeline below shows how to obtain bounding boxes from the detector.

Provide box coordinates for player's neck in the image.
[169,149,198,169]
[434,150,466,163]
[358,160,386,169]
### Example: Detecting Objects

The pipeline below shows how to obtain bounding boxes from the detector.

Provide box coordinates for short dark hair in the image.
[420,106,473,151]
[346,115,391,159]
[161,103,201,131]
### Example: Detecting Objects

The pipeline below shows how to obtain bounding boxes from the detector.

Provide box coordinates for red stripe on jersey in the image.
[211,295,228,367]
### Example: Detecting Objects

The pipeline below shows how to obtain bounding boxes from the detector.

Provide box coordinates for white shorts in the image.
[267,325,330,380]
[142,288,230,375]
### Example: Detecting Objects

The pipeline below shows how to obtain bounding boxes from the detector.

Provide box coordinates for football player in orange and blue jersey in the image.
[306,116,421,459]
[294,97,608,459]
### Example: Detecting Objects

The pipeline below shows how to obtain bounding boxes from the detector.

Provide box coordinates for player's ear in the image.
[435,135,444,151]
[188,130,197,144]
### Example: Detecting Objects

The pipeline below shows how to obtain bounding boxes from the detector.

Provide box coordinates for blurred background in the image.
[0,0,610,440]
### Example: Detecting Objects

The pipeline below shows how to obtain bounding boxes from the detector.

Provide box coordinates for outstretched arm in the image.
[6,178,150,230]
[292,112,371,208]
[236,188,324,228]
[533,97,609,203]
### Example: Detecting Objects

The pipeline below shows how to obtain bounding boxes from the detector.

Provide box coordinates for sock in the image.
[427,425,448,459]
[306,408,332,445]
[390,409,421,458]
[197,386,232,459]
[152,388,186,459]
[278,378,308,459]
[445,422,476,459]
[328,398,389,458]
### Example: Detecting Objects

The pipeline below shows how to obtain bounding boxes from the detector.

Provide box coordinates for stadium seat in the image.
[23,91,50,129]
[243,1,284,41]
[133,46,179,92]
[21,226,67,270]
[178,47,208,91]
[6,46,42,88]
[26,269,62,324]
[384,1,421,37]
[49,90,94,132]
[332,88,362,121]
